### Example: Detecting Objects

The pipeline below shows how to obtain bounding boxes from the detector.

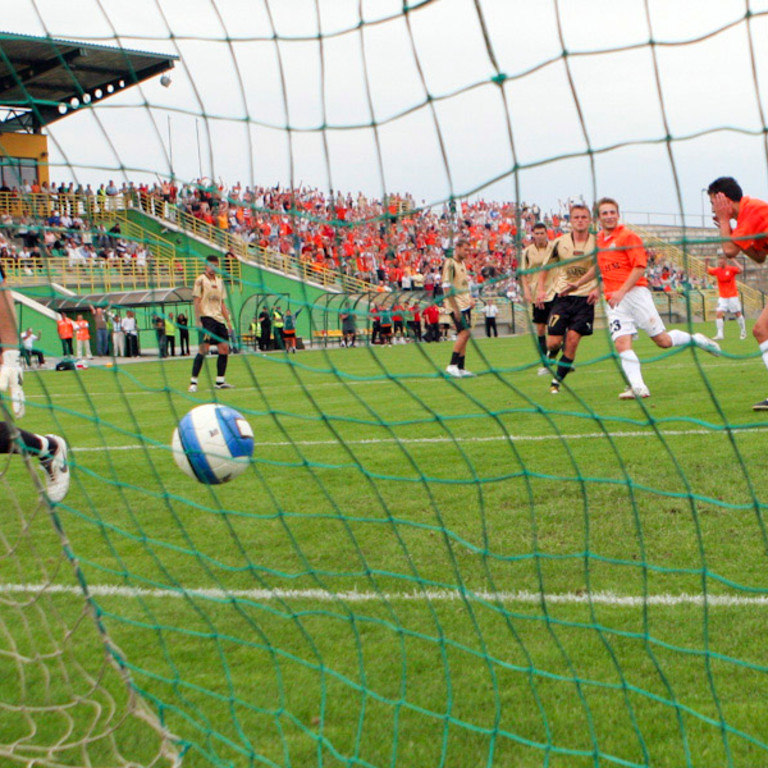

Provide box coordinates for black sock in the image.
[450,352,460,366]
[556,355,574,382]
[191,353,205,379]
[216,353,228,379]
[0,422,47,457]
[538,335,547,356]
[458,355,466,370]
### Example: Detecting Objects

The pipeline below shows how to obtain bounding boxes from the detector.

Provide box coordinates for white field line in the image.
[2,583,767,607]
[71,427,768,452]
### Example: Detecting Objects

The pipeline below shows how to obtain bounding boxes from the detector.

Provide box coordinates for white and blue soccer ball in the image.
[172,404,254,484]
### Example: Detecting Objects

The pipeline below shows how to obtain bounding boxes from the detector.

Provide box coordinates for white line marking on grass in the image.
[2,583,767,607]
[72,427,768,453]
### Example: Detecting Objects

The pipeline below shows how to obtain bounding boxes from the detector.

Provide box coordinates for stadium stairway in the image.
[630,224,767,318]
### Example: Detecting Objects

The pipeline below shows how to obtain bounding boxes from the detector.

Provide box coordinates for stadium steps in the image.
[631,224,766,317]
[132,199,377,294]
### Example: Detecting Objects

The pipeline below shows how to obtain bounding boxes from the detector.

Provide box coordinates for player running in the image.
[538,204,597,394]
[566,197,720,400]
[705,254,746,341]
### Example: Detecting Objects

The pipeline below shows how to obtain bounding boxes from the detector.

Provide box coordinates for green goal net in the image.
[2,3,768,767]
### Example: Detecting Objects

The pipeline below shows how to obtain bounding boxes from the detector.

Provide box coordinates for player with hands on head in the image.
[708,176,768,409]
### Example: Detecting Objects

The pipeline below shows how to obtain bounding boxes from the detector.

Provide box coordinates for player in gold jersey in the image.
[520,223,556,373]
[189,255,234,393]
[537,205,597,394]
[443,239,476,378]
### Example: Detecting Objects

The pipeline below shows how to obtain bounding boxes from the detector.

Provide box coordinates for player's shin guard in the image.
[716,318,725,336]
[555,355,574,382]
[216,353,228,383]
[619,350,646,390]
[191,353,205,380]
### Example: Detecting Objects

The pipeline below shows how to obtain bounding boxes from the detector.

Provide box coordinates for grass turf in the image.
[2,324,768,767]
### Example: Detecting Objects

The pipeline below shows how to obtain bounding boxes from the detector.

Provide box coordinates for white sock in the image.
[760,340,768,371]
[738,316,746,334]
[667,329,691,347]
[716,318,724,335]
[619,349,646,389]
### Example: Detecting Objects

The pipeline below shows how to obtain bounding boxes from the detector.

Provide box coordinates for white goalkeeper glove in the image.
[0,349,25,418]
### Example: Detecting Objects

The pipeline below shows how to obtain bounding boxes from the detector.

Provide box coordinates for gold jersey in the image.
[547,233,598,297]
[520,243,556,301]
[442,257,473,311]
[193,273,228,323]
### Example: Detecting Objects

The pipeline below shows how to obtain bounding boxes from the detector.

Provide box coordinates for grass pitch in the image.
[3,324,768,768]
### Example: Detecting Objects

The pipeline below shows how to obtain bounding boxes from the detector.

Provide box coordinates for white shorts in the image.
[716,296,742,314]
[606,286,666,341]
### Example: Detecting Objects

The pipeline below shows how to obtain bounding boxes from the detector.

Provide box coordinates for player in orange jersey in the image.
[705,254,746,341]
[708,176,768,409]
[565,198,720,400]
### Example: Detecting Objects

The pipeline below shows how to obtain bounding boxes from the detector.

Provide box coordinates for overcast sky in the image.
[6,0,768,222]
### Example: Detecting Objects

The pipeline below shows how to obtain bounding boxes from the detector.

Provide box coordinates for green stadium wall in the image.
[13,213,334,359]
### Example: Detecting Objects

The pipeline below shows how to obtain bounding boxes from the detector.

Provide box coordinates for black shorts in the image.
[452,308,472,332]
[547,295,594,337]
[201,316,228,345]
[532,300,554,325]
[393,320,404,332]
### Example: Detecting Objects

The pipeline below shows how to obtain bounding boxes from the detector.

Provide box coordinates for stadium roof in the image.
[0,32,176,133]
[45,286,192,312]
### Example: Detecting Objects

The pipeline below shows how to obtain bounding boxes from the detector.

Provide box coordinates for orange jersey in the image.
[596,225,648,298]
[733,196,768,255]
[57,318,74,339]
[707,265,740,298]
[75,320,90,341]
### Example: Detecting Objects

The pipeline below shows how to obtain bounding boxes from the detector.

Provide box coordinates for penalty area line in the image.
[2,583,767,607]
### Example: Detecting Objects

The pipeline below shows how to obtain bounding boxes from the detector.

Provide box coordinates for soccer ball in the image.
[172,404,254,484]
